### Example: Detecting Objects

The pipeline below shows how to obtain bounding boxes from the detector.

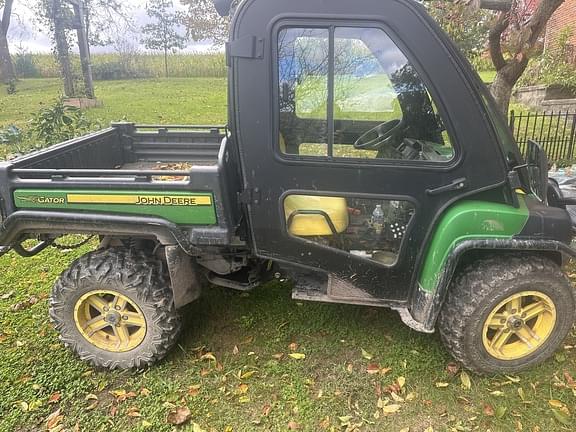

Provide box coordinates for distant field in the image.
[15,53,226,80]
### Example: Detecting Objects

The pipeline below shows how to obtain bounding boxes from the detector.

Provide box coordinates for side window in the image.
[278,26,455,162]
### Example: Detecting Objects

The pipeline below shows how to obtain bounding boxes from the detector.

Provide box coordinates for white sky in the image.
[7,0,217,54]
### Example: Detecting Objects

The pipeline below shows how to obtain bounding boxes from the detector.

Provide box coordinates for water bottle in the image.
[372,204,385,235]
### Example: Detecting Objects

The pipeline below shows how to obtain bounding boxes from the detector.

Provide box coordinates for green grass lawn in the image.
[1,79,576,432]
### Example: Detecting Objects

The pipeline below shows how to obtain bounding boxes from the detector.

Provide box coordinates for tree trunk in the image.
[72,1,94,98]
[52,0,76,97]
[0,0,15,84]
[0,33,14,84]
[164,47,168,78]
[490,72,514,115]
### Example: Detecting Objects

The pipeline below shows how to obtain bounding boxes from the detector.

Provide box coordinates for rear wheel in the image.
[50,248,181,369]
[439,255,575,374]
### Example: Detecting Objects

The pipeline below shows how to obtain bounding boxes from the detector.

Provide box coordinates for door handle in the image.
[426,178,468,196]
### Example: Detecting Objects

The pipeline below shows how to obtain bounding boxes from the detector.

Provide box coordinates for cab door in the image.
[230,0,508,303]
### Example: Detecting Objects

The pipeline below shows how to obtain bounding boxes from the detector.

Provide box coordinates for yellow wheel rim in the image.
[74,290,147,353]
[482,291,557,361]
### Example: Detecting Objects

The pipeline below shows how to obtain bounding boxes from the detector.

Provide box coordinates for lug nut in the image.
[103,307,109,312]
[123,316,128,320]
[115,306,121,311]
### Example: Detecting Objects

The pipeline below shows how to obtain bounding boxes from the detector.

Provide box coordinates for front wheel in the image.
[50,248,181,369]
[439,255,575,374]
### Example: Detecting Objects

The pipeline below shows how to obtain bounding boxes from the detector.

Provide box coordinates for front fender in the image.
[409,239,576,332]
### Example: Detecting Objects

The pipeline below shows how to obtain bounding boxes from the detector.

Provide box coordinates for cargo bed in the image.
[0,123,243,251]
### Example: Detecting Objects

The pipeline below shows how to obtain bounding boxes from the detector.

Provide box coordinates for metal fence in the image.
[509,110,576,162]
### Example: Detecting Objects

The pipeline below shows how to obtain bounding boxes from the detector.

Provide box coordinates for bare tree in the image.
[0,0,16,83]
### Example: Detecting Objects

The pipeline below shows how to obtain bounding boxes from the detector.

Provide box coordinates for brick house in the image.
[544,0,576,60]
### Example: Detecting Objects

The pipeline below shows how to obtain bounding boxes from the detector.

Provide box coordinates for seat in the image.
[284,195,349,237]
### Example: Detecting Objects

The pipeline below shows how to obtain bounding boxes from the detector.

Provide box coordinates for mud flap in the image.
[165,246,202,308]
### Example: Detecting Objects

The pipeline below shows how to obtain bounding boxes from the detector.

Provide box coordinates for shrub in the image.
[29,100,93,145]
[519,27,576,89]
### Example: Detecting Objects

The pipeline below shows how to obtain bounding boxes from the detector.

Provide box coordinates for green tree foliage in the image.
[141,0,187,78]
[426,2,492,62]
[520,27,576,89]
[180,0,229,45]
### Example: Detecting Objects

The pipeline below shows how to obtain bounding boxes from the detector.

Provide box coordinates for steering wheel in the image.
[354,119,405,151]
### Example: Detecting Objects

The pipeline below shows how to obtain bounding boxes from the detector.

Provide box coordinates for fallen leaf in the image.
[127,407,141,418]
[272,353,284,360]
[288,342,298,352]
[549,400,565,408]
[490,390,505,397]
[319,416,330,429]
[382,404,401,414]
[1,291,14,300]
[140,388,151,397]
[505,375,521,383]
[46,408,63,430]
[262,404,272,416]
[289,353,306,360]
[238,384,249,394]
[48,393,61,404]
[483,404,495,416]
[496,406,507,418]
[167,406,191,425]
[141,420,152,428]
[446,362,460,375]
[192,423,207,432]
[366,364,380,374]
[241,370,256,379]
[460,372,471,390]
[232,345,239,355]
[200,352,216,362]
[346,363,353,373]
[188,385,201,397]
[361,348,373,360]
[85,393,98,401]
[338,416,353,426]
[287,420,300,430]
[238,396,250,403]
[397,376,406,389]
[435,382,449,388]
[518,387,525,401]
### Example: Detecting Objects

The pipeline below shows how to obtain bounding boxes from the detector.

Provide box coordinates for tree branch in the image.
[488,12,509,71]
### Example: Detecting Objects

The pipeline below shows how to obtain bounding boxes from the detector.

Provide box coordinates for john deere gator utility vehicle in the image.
[1,0,575,373]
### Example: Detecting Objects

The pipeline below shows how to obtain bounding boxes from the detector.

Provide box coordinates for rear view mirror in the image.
[526,140,549,204]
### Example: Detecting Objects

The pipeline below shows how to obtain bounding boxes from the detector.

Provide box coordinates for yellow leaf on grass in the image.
[361,348,373,360]
[549,400,565,408]
[397,376,406,389]
[289,353,306,360]
[241,371,256,379]
[435,382,449,388]
[460,372,471,390]
[382,404,401,414]
[200,352,216,362]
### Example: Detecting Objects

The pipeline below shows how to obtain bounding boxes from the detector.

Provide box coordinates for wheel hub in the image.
[73,290,147,353]
[105,311,121,326]
[482,291,556,361]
